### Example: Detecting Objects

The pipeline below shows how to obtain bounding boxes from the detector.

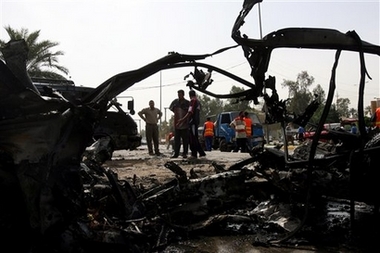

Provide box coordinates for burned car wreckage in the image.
[1,0,380,252]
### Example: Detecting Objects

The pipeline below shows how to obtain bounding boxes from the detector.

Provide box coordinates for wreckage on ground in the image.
[1,0,380,252]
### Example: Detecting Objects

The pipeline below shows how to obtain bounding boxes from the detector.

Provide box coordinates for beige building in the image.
[370,98,380,114]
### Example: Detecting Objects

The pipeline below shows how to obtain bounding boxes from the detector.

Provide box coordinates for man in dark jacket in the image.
[177,90,206,159]
[169,90,190,158]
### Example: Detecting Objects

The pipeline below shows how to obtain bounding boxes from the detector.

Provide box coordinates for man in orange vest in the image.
[203,117,215,151]
[372,106,380,128]
[244,112,252,152]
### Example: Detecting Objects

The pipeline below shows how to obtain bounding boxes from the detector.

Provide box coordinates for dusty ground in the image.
[105,144,251,189]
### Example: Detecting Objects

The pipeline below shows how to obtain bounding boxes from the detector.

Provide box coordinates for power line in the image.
[128,81,183,91]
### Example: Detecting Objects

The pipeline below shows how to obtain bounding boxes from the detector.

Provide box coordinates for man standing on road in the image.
[286,123,295,145]
[177,90,206,159]
[297,125,305,142]
[371,106,380,128]
[350,123,357,134]
[138,100,162,156]
[230,111,247,153]
[244,112,252,152]
[169,90,190,158]
[203,117,215,151]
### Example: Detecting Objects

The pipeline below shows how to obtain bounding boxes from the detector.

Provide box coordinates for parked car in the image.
[304,120,357,141]
[303,127,329,140]
[33,78,141,151]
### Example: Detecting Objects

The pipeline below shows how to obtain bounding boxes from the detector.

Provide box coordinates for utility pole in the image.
[164,107,168,122]
[258,3,263,39]
[134,119,141,133]
[335,91,339,105]
[258,3,270,143]
[159,71,162,126]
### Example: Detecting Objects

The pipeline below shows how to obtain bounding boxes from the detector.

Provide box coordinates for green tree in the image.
[281,71,314,116]
[281,72,345,125]
[160,120,170,140]
[197,86,257,125]
[326,104,340,123]
[198,94,212,123]
[336,97,351,118]
[223,86,251,112]
[312,84,326,104]
[310,84,326,124]
[308,84,340,124]
[198,95,224,123]
[0,26,69,79]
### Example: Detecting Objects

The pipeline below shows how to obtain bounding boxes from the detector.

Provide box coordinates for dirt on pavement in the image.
[105,144,251,189]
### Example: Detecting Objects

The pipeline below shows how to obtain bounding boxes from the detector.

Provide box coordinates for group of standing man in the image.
[138,98,380,157]
[138,89,206,159]
[138,90,258,157]
[169,89,206,159]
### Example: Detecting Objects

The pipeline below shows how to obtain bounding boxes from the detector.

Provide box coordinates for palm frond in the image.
[1,26,69,79]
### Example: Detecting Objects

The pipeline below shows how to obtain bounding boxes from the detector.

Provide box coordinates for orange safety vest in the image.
[244,117,252,137]
[204,121,214,137]
[376,108,380,128]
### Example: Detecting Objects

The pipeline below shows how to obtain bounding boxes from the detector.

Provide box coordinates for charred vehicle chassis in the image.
[1,0,380,252]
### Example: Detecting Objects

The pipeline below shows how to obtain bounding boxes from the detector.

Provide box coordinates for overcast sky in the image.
[1,0,379,129]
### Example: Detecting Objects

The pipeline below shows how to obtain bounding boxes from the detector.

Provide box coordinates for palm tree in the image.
[0,26,69,80]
